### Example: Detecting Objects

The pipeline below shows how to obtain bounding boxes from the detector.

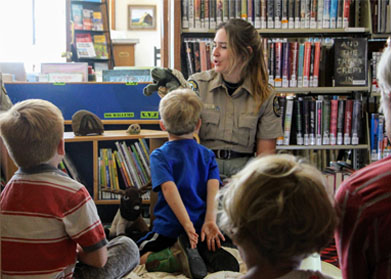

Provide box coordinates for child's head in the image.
[159,88,202,136]
[0,99,64,169]
[219,154,337,266]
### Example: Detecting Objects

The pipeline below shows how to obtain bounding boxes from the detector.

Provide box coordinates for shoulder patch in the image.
[273,96,281,117]
[188,80,199,93]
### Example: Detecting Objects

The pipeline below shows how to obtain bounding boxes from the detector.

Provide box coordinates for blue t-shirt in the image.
[150,139,220,238]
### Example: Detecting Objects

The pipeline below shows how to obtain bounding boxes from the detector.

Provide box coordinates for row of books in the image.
[181,0,354,31]
[371,0,391,34]
[98,139,151,200]
[75,33,109,59]
[277,95,363,146]
[183,38,214,77]
[72,4,104,31]
[182,36,368,87]
[370,113,391,161]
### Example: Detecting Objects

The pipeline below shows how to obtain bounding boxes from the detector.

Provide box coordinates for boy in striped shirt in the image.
[0,99,139,279]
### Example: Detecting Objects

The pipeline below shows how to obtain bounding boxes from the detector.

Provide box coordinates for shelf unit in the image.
[170,0,377,170]
[66,0,114,70]
[64,129,167,205]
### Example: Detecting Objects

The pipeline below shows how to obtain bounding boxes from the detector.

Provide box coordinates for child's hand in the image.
[184,222,199,249]
[201,221,225,251]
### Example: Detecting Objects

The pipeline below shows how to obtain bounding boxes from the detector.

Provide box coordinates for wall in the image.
[112,0,161,67]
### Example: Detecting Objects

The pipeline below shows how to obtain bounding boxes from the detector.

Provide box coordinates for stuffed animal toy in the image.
[126,123,141,135]
[143,67,190,97]
[106,185,150,241]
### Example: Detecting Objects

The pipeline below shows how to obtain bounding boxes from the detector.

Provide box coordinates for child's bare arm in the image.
[201,178,225,251]
[161,181,198,248]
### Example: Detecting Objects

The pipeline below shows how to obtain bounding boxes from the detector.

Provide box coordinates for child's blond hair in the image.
[219,154,337,264]
[0,99,64,169]
[159,88,202,136]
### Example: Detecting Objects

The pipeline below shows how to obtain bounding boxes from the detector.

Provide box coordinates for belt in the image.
[213,149,252,160]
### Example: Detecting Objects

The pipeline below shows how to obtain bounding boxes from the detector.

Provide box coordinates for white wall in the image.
[112,0,161,67]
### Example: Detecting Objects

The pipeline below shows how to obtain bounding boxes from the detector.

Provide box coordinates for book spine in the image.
[282,40,290,88]
[116,142,136,187]
[289,41,298,87]
[316,99,323,145]
[370,113,379,161]
[267,0,275,28]
[337,99,345,145]
[277,95,286,145]
[309,39,315,87]
[323,0,330,28]
[193,40,201,73]
[131,145,148,184]
[303,41,312,87]
[229,0,236,19]
[139,138,150,158]
[114,150,130,187]
[377,116,384,160]
[343,99,353,145]
[300,0,307,28]
[281,0,288,28]
[342,0,350,28]
[135,142,151,177]
[297,42,305,88]
[351,99,362,145]
[305,0,311,28]
[337,0,344,28]
[288,0,295,28]
[189,0,195,28]
[283,96,294,145]
[294,0,301,28]
[295,97,304,145]
[268,39,275,86]
[247,0,253,24]
[310,0,318,29]
[182,0,190,29]
[274,40,283,87]
[241,0,248,20]
[236,0,242,19]
[200,0,205,29]
[185,39,195,76]
[195,0,201,29]
[255,0,262,28]
[261,0,267,28]
[312,40,321,87]
[322,98,331,145]
[223,0,229,22]
[309,98,316,145]
[303,97,310,145]
[210,0,217,29]
[216,0,223,26]
[204,0,210,30]
[330,99,338,145]
[199,41,208,71]
[329,0,338,28]
[317,0,324,28]
[274,0,281,28]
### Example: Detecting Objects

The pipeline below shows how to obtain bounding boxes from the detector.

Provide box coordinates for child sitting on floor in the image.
[137,88,239,279]
[219,154,338,279]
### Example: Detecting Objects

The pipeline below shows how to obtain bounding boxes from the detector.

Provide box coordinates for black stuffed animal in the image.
[106,186,150,241]
[143,67,190,97]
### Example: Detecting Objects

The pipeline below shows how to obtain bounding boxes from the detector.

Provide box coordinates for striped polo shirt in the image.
[1,164,107,279]
[334,156,391,279]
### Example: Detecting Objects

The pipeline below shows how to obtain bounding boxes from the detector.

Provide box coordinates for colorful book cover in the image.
[370,113,379,160]
[72,4,83,30]
[92,11,104,31]
[93,35,108,59]
[330,98,338,145]
[297,42,305,87]
[329,0,338,28]
[75,33,96,58]
[82,9,93,30]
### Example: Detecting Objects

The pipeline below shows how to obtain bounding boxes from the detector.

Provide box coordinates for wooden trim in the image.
[173,0,181,70]
[161,0,169,67]
[110,0,116,30]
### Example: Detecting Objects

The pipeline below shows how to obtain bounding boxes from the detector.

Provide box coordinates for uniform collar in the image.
[209,72,253,96]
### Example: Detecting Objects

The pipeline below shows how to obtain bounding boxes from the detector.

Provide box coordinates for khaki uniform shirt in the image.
[189,70,283,154]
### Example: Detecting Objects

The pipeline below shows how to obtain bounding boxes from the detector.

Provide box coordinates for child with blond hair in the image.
[0,99,139,279]
[138,89,239,278]
[219,154,338,279]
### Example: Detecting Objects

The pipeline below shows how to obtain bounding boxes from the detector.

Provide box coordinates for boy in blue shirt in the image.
[137,88,239,278]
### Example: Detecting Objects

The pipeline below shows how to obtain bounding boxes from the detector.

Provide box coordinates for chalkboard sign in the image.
[334,38,368,87]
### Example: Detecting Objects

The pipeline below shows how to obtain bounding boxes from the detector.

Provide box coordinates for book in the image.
[189,0,195,28]
[82,9,93,30]
[194,0,201,29]
[343,99,353,145]
[370,113,379,160]
[182,0,189,28]
[210,0,216,29]
[223,0,229,22]
[255,0,262,28]
[323,0,331,28]
[268,39,275,86]
[343,0,351,28]
[288,0,295,28]
[72,4,83,30]
[303,97,311,145]
[312,40,321,87]
[295,97,304,145]
[216,0,223,26]
[315,99,323,145]
[334,38,368,86]
[337,99,345,145]
[277,95,287,145]
[309,98,316,145]
[274,39,283,87]
[267,0,274,28]
[241,0,248,20]
[294,0,301,28]
[377,115,385,160]
[281,0,288,29]
[204,0,209,29]
[261,0,267,28]
[92,11,104,31]
[317,0,324,28]
[351,98,362,145]
[337,0,344,28]
[93,35,108,59]
[302,41,312,87]
[289,41,298,87]
[283,96,295,145]
[330,98,338,145]
[329,0,338,28]
[297,42,305,87]
[322,98,331,145]
[75,33,96,58]
[247,0,253,24]
[184,39,195,76]
[274,0,282,28]
[282,41,290,88]
[310,0,318,28]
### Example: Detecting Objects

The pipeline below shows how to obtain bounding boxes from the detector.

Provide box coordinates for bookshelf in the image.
[169,0,382,170]
[66,0,114,70]
[63,129,167,205]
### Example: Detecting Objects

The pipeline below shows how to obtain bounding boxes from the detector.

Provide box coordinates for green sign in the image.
[53,82,66,86]
[104,112,135,118]
[141,111,159,119]
[125,82,138,86]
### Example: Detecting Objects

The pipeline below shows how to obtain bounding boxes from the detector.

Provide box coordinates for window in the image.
[0,0,66,73]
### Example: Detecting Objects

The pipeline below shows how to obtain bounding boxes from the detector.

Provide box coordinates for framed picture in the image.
[128,5,156,30]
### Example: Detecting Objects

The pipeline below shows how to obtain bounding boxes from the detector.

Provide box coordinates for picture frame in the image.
[128,5,156,30]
